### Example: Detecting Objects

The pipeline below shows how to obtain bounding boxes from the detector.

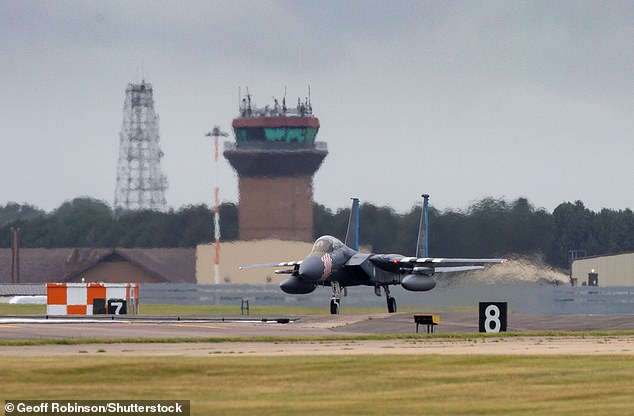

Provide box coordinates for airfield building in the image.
[223,93,327,242]
[571,252,634,286]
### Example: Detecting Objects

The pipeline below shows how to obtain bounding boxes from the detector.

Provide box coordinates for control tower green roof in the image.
[225,93,327,177]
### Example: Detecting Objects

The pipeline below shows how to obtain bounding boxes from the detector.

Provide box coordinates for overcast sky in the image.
[1,1,633,214]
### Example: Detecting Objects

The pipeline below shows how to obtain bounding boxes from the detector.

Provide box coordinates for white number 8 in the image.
[484,304,501,333]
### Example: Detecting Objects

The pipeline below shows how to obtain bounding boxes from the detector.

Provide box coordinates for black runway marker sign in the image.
[479,302,508,333]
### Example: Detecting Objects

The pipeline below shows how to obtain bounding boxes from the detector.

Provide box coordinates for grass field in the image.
[0,303,45,315]
[2,355,634,415]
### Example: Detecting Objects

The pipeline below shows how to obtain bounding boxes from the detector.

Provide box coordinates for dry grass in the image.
[2,355,633,415]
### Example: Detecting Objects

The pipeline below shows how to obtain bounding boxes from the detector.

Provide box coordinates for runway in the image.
[2,312,634,340]
[2,312,634,356]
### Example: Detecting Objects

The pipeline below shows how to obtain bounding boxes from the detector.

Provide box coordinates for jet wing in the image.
[399,257,505,266]
[398,257,505,274]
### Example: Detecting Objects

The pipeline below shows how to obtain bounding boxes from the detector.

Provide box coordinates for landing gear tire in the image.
[382,285,397,313]
[330,282,343,314]
[330,298,340,315]
[387,297,397,313]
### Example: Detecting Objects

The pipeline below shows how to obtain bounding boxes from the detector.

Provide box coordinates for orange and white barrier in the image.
[46,283,139,316]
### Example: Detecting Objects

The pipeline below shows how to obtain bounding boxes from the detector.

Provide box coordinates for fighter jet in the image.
[241,195,506,314]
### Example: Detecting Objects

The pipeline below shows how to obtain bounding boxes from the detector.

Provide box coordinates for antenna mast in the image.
[206,126,229,284]
[114,80,168,211]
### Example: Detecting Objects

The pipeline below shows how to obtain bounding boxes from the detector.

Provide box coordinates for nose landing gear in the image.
[329,298,340,314]
[329,282,345,314]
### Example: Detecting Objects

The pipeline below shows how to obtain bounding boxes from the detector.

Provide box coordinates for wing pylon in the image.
[239,260,302,270]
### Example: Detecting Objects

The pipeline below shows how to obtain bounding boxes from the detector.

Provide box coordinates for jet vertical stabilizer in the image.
[344,198,360,250]
[416,194,430,258]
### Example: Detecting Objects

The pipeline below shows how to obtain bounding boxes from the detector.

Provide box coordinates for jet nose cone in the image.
[299,256,325,282]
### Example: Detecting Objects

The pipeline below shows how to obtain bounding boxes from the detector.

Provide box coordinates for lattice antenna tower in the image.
[114,80,168,211]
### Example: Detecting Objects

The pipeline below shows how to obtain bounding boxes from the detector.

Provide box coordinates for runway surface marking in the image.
[168,323,224,329]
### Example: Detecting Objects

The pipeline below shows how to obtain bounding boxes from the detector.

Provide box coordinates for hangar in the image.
[196,240,313,284]
[571,252,634,286]
[63,248,195,283]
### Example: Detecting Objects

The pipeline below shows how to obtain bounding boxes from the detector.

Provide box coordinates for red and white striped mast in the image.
[206,126,228,284]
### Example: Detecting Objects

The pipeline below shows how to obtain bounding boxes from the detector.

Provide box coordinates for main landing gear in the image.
[375,285,397,313]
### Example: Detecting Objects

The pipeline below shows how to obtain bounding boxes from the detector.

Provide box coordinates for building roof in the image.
[0,284,46,296]
[571,251,634,262]
[0,248,196,284]
[0,248,70,283]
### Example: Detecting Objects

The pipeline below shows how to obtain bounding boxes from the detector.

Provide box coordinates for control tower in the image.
[224,92,327,241]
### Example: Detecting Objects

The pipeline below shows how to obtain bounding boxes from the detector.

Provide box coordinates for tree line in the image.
[0,198,238,249]
[2,197,633,269]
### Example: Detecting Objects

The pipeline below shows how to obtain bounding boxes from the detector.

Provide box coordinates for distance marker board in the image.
[479,302,508,333]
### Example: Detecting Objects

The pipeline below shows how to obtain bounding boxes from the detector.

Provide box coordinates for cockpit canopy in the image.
[310,235,343,255]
